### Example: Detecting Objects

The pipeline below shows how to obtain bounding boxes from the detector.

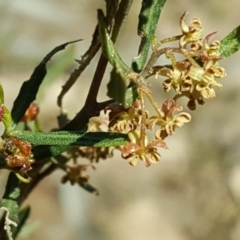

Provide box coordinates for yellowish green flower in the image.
[107,101,149,133]
[146,99,191,139]
[180,12,203,48]
[159,61,190,94]
[121,130,167,167]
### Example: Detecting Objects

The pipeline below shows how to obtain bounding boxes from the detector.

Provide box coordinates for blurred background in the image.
[0,0,240,239]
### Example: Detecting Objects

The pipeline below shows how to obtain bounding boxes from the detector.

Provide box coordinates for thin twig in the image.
[57,26,101,108]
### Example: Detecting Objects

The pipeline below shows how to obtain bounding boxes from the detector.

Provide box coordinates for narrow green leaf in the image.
[79,183,99,195]
[0,83,4,104]
[132,0,167,72]
[11,130,129,147]
[0,83,14,135]
[12,206,31,239]
[123,85,138,109]
[11,39,82,126]
[97,9,131,76]
[2,106,14,135]
[14,130,129,161]
[107,68,138,109]
[107,68,127,104]
[33,145,70,161]
[111,0,133,42]
[0,173,20,240]
[220,25,240,58]
[98,9,138,108]
[37,45,76,102]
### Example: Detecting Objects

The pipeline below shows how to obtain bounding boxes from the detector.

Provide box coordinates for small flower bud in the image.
[21,102,39,122]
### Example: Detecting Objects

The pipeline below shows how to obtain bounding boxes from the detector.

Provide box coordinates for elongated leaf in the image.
[107,68,127,104]
[107,67,138,109]
[111,0,133,42]
[132,0,167,72]
[0,83,14,135]
[12,206,31,239]
[37,45,76,102]
[79,182,99,195]
[11,130,129,147]
[15,130,129,161]
[98,9,138,108]
[220,25,240,58]
[98,9,131,76]
[123,85,138,109]
[0,173,20,240]
[2,106,13,135]
[0,83,4,104]
[11,40,81,126]
[33,145,70,161]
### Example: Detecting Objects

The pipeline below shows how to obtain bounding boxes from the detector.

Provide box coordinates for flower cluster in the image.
[179,11,203,49]
[66,116,115,163]
[61,164,94,186]
[107,101,148,133]
[121,130,167,167]
[1,137,34,172]
[104,12,226,167]
[68,146,114,163]
[21,102,39,122]
[64,12,226,169]
[107,98,189,167]
[157,12,226,110]
[146,99,191,140]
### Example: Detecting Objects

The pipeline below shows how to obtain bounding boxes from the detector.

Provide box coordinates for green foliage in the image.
[0,1,240,239]
[98,10,131,76]
[11,40,81,126]
[220,25,240,57]
[11,206,31,239]
[12,130,128,147]
[132,0,167,72]
[98,9,138,108]
[0,173,20,240]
